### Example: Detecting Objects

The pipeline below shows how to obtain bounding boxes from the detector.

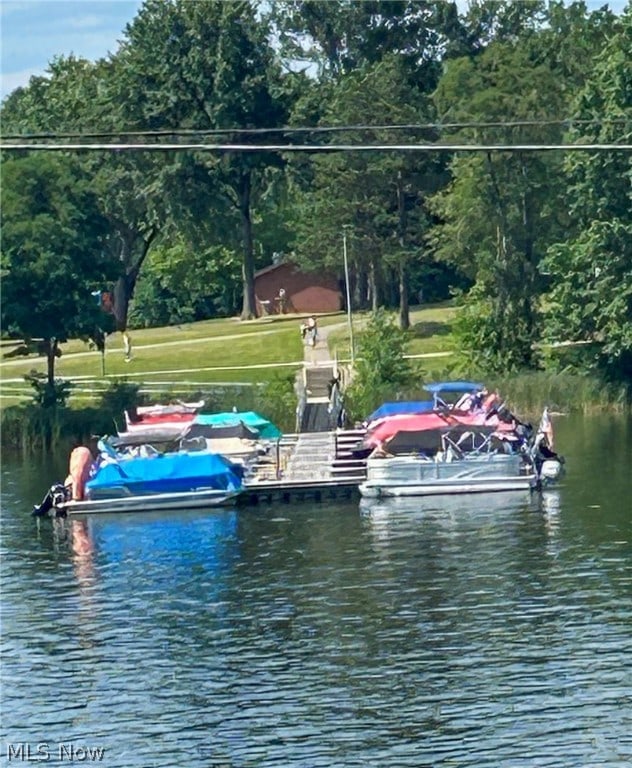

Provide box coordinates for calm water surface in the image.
[1,414,631,767]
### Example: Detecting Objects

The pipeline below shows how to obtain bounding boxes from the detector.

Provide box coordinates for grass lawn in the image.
[0,305,457,406]
[327,303,457,375]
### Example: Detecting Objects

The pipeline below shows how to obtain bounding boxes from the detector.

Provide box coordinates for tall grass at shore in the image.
[492,371,630,418]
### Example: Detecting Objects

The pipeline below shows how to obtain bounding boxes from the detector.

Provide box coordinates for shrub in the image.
[346,308,419,421]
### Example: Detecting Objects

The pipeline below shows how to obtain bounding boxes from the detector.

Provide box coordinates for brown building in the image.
[254,262,342,316]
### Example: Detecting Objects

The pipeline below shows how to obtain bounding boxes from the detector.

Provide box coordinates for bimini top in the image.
[423,381,484,394]
[193,411,282,439]
[366,401,434,424]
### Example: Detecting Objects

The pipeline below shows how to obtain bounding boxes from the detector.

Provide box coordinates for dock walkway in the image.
[242,429,367,505]
[242,322,368,502]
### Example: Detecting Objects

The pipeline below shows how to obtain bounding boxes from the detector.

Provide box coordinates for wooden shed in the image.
[254,262,342,316]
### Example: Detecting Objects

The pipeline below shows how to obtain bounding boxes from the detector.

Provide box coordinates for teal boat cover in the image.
[193,411,282,439]
[86,452,243,498]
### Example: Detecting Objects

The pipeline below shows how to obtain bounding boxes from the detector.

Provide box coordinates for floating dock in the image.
[241,429,367,505]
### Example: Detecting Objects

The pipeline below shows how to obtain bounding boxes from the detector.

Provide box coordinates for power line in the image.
[1,141,630,152]
[1,118,629,142]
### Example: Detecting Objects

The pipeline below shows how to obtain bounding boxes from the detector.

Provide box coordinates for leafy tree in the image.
[288,56,444,328]
[1,55,164,336]
[115,0,290,319]
[0,154,118,385]
[429,3,621,373]
[128,240,242,327]
[430,34,575,371]
[270,0,449,82]
[541,9,632,383]
[346,308,416,419]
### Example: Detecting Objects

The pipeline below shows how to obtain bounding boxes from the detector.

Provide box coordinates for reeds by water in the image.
[492,371,630,418]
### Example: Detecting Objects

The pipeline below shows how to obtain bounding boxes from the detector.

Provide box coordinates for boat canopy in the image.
[365,410,515,448]
[366,401,434,423]
[193,412,282,439]
[86,452,243,497]
[423,381,484,394]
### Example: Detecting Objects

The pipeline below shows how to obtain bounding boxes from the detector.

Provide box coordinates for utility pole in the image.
[342,226,355,365]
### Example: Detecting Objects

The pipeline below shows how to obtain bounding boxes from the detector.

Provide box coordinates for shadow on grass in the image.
[411,320,452,337]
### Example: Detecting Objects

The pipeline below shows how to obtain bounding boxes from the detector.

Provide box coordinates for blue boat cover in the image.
[423,381,484,394]
[366,401,435,423]
[193,411,282,439]
[86,452,243,497]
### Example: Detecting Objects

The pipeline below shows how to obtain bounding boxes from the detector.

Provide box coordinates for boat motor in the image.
[32,483,70,518]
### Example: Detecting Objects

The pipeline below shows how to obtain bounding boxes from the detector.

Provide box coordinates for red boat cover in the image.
[365,411,516,448]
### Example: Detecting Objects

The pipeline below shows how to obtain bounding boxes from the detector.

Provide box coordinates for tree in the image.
[0,155,118,385]
[346,308,416,419]
[430,36,573,371]
[128,239,242,328]
[288,56,444,328]
[115,0,290,319]
[541,9,632,383]
[270,0,447,81]
[1,55,164,336]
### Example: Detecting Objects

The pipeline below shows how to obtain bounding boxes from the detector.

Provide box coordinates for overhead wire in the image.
[0,141,630,152]
[1,118,629,142]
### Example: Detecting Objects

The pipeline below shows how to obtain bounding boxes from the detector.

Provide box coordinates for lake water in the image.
[1,414,631,767]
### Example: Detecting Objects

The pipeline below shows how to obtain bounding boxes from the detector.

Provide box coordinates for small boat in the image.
[357,383,565,490]
[34,441,244,516]
[178,416,272,463]
[50,486,241,515]
[190,411,282,440]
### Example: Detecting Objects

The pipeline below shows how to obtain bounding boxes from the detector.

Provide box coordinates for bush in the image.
[345,308,419,421]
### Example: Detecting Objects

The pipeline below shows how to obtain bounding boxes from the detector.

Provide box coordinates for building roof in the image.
[254,261,291,278]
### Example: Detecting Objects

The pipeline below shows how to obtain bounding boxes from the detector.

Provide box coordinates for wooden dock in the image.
[240,428,368,505]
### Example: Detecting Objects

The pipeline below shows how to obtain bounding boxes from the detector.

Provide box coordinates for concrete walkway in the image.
[302,321,337,366]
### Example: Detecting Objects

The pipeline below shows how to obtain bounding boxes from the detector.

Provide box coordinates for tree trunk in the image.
[46,338,58,385]
[239,171,257,320]
[399,262,410,330]
[111,232,156,332]
[370,259,379,312]
[357,269,369,310]
[112,274,132,333]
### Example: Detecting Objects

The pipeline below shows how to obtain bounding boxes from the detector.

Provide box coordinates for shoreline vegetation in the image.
[1,305,629,452]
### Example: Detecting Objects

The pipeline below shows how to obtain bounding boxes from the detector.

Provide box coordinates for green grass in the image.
[1,305,458,406]
[1,315,307,393]
[0,305,454,406]
[2,303,627,414]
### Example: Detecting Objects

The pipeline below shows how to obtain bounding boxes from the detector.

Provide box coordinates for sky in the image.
[0,0,142,98]
[0,0,628,100]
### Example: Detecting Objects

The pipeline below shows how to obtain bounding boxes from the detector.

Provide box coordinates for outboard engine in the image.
[32,483,70,518]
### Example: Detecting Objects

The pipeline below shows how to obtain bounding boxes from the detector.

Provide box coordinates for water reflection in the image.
[359,490,541,548]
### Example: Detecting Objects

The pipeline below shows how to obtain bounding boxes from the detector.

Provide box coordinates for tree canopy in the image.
[1,154,118,382]
[1,0,630,389]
